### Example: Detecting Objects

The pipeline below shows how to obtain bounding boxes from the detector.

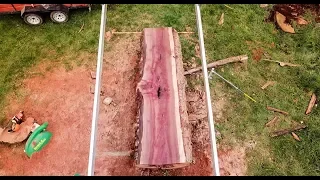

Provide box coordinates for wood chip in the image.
[224,5,234,10]
[267,106,289,115]
[260,4,268,8]
[103,97,113,105]
[275,11,295,33]
[90,71,96,79]
[78,22,85,33]
[265,116,279,127]
[218,13,224,25]
[261,81,276,89]
[296,17,308,25]
[305,93,317,115]
[291,132,301,141]
[262,59,300,67]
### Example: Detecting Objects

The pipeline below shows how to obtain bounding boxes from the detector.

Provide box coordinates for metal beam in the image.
[87,4,108,176]
[194,4,220,176]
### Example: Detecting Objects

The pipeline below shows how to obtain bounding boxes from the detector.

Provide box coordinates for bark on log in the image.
[136,27,192,169]
[184,55,248,75]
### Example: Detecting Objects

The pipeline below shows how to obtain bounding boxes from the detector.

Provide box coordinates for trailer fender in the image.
[21,4,69,17]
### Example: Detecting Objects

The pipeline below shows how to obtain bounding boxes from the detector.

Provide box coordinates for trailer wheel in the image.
[50,11,69,23]
[23,13,43,25]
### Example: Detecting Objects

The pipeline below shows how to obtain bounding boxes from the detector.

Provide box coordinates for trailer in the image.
[0,4,91,25]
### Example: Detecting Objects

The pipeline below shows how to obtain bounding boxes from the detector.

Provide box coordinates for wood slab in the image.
[136,27,192,169]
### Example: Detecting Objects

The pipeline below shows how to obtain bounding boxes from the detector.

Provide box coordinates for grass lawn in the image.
[0,4,319,175]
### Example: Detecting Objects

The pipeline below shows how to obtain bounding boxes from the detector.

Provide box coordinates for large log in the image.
[0,117,34,144]
[136,27,192,169]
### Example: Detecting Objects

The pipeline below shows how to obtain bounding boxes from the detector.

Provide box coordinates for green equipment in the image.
[24,122,52,158]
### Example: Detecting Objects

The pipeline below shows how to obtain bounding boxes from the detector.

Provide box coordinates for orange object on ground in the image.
[12,123,21,132]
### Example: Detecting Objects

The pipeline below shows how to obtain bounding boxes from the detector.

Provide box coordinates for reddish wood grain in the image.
[136,27,191,168]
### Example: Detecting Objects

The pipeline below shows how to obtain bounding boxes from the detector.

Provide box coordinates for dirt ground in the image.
[0,34,246,176]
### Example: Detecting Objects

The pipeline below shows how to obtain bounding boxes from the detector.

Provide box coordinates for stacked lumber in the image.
[136,27,192,169]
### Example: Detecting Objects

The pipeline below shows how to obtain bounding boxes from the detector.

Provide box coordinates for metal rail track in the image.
[87,4,220,176]
[195,4,220,176]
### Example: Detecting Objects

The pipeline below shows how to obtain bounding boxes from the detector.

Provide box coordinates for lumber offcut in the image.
[305,93,317,114]
[136,27,192,169]
[270,124,307,137]
[266,106,289,115]
[184,55,248,75]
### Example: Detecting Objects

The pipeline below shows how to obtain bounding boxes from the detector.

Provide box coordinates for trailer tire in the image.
[23,13,43,25]
[50,11,69,23]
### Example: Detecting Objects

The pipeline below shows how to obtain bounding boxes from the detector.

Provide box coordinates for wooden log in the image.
[266,106,289,115]
[136,27,192,169]
[270,124,307,137]
[305,93,317,114]
[0,117,35,144]
[184,55,248,75]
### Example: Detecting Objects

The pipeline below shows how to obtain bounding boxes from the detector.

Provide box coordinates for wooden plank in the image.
[136,27,191,169]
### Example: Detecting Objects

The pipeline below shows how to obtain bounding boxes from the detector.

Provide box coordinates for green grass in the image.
[0,4,319,176]
[0,5,103,124]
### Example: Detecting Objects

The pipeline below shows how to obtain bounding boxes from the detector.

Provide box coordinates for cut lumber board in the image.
[136,27,192,169]
[184,55,248,75]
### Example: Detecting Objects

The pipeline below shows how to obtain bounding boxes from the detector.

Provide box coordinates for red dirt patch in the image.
[0,34,142,175]
[252,48,264,62]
